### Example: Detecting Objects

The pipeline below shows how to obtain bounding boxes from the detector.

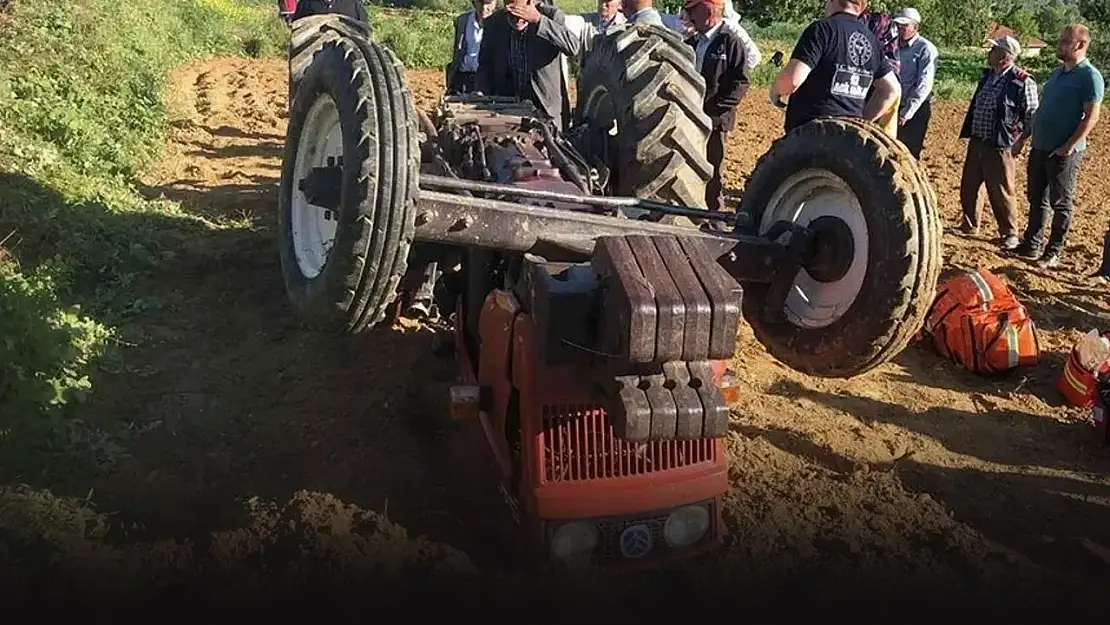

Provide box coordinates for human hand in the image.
[769,90,786,109]
[1053,145,1074,157]
[899,116,906,126]
[507,0,542,25]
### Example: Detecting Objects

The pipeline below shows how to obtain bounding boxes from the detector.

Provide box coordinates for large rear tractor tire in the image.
[735,117,943,378]
[577,23,714,218]
[278,22,420,333]
[287,14,373,108]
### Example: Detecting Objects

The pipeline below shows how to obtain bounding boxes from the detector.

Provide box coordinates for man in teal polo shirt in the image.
[1014,24,1104,269]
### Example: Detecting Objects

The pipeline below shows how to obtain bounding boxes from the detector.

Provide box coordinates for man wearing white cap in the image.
[891,7,937,158]
[956,35,1039,250]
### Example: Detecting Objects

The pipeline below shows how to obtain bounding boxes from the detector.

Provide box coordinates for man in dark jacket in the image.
[956,35,1038,250]
[684,0,750,212]
[288,0,367,22]
[446,0,497,94]
[476,0,580,129]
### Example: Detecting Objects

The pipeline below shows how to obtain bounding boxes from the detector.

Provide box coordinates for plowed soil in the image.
[19,57,1110,612]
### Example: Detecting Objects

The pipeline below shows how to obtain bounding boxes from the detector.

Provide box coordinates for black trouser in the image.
[1022,147,1085,256]
[448,70,477,95]
[899,97,931,159]
[706,128,727,212]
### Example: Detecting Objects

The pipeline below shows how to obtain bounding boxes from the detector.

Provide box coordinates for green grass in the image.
[369,6,456,69]
[0,0,288,475]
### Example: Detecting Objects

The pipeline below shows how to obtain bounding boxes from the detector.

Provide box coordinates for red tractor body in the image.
[453,287,730,565]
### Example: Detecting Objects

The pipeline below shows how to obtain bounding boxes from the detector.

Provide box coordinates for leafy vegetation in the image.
[0,0,286,475]
[735,0,1109,70]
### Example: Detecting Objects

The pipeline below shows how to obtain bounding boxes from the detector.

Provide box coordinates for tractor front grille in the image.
[540,404,717,482]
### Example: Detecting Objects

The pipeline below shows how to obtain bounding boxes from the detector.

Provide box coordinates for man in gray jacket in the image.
[477,0,581,129]
[564,0,626,62]
[621,0,665,27]
[586,0,627,33]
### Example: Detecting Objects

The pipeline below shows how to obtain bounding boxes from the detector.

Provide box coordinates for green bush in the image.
[369,6,455,68]
[0,261,111,445]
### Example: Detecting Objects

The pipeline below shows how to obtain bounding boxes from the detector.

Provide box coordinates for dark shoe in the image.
[1011,241,1040,259]
[999,234,1020,251]
[950,224,978,236]
[1037,253,1062,269]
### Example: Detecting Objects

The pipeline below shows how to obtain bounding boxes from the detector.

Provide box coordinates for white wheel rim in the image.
[758,169,868,329]
[291,93,343,280]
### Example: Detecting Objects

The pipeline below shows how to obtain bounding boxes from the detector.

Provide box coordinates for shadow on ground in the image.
[0,168,515,575]
[757,378,1110,579]
[888,346,1064,407]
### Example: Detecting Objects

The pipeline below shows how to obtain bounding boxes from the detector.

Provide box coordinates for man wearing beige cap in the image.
[892,7,937,158]
[956,35,1039,251]
[684,0,751,212]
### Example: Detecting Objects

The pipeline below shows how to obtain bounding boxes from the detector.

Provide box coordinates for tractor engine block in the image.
[432,98,594,204]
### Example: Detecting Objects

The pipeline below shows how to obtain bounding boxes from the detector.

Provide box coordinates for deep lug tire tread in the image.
[288,14,373,106]
[578,24,713,209]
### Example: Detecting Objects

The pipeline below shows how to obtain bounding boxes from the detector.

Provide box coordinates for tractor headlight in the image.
[550,521,600,560]
[663,505,711,548]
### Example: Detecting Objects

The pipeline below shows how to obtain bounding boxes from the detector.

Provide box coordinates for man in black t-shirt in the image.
[769,0,900,133]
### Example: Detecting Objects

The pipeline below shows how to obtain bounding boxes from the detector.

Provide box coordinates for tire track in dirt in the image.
[62,56,1110,601]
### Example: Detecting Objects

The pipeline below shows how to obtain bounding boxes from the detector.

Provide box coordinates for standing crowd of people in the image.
[287,0,1107,279]
[444,0,760,211]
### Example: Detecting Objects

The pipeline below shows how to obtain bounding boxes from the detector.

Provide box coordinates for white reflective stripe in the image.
[966,270,994,309]
[1005,323,1020,369]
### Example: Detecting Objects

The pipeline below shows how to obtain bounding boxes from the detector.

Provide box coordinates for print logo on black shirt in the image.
[831,31,874,100]
[847,31,873,66]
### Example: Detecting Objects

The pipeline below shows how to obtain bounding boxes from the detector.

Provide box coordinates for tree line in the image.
[733,0,1109,65]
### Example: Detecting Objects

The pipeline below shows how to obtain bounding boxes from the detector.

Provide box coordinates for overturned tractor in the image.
[277,15,942,567]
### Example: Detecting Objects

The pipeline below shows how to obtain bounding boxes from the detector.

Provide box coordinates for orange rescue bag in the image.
[922,267,1040,374]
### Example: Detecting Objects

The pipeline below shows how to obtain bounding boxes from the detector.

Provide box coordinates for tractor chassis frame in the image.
[298,168,849,324]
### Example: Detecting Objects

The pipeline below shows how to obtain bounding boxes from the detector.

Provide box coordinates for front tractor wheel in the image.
[278,22,419,333]
[736,117,943,378]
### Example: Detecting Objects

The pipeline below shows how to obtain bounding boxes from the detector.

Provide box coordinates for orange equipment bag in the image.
[1058,347,1110,408]
[922,267,1040,374]
[1057,331,1110,408]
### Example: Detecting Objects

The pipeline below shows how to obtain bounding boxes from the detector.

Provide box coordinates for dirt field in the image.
[15,56,1110,611]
